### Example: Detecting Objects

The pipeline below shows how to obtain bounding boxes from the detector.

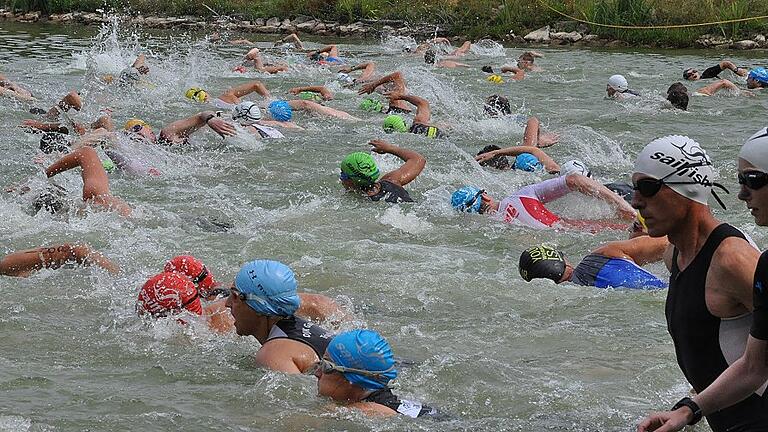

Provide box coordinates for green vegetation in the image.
[3,0,768,46]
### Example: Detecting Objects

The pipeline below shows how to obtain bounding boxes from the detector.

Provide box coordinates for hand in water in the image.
[232,65,247,73]
[637,409,691,432]
[369,139,394,154]
[538,132,559,148]
[358,82,377,95]
[207,118,237,138]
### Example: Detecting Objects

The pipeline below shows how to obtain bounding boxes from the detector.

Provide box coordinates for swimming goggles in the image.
[462,189,485,211]
[633,161,728,209]
[305,358,395,381]
[738,170,768,190]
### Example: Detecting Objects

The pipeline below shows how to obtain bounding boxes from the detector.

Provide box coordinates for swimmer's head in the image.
[232,101,262,126]
[482,65,494,73]
[118,68,141,85]
[451,186,485,213]
[519,245,568,283]
[124,118,156,142]
[298,91,323,102]
[667,89,689,110]
[39,132,70,154]
[477,145,511,170]
[136,272,203,317]
[518,52,535,63]
[340,152,380,188]
[359,96,384,113]
[268,100,293,122]
[382,115,408,133]
[738,127,768,174]
[514,153,543,172]
[234,260,300,317]
[102,158,116,173]
[607,74,628,95]
[747,67,768,89]
[324,329,397,391]
[682,68,699,81]
[424,49,437,65]
[484,94,512,118]
[561,159,591,177]
[337,72,355,85]
[32,187,69,215]
[184,87,209,103]
[487,74,504,84]
[164,255,218,297]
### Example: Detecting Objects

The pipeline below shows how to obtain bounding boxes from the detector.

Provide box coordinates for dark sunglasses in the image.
[192,266,209,285]
[305,358,395,381]
[130,124,144,133]
[738,170,768,190]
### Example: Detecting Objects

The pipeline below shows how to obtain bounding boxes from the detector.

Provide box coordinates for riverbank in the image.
[2,0,768,49]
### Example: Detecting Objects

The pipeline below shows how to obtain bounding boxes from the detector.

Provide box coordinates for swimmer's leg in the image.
[288,100,360,120]
[46,146,110,200]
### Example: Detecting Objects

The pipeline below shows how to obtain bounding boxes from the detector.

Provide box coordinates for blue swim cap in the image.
[326,329,397,390]
[234,260,300,316]
[268,100,293,122]
[749,67,768,84]
[514,153,543,172]
[451,186,484,213]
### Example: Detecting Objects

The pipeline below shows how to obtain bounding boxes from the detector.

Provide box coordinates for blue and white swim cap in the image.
[326,329,397,390]
[749,67,768,84]
[234,260,300,316]
[451,186,484,213]
[268,100,293,122]
[514,153,543,172]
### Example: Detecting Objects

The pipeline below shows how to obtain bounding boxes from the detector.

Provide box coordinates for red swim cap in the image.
[163,255,217,294]
[137,272,203,317]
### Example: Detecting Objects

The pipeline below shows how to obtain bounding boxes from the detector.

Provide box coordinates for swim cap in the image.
[326,329,397,390]
[164,255,217,294]
[482,65,494,73]
[39,132,70,154]
[424,49,436,65]
[124,118,151,132]
[518,245,566,283]
[32,186,69,215]
[185,87,208,103]
[102,159,116,173]
[607,74,628,92]
[359,96,384,113]
[451,186,484,213]
[298,91,323,102]
[340,152,380,186]
[383,115,407,133]
[738,127,768,172]
[337,72,354,85]
[561,159,591,177]
[633,135,718,206]
[232,101,262,125]
[484,94,512,117]
[748,67,768,84]
[234,259,300,316]
[477,144,510,170]
[487,74,504,84]
[137,272,203,317]
[514,153,543,172]
[268,100,293,122]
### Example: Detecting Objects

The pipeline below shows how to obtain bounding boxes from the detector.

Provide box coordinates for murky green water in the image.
[1,19,766,432]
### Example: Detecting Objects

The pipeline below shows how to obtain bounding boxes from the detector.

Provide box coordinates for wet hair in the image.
[424,49,436,65]
[32,187,69,215]
[666,82,689,110]
[310,52,322,61]
[39,132,70,154]
[519,52,535,62]
[667,82,688,94]
[477,145,511,170]
[483,94,512,117]
[481,65,494,73]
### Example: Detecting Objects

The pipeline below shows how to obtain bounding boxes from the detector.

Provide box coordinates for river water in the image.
[1,19,766,432]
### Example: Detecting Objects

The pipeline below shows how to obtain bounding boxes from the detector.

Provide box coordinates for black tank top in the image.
[363,388,437,418]
[368,180,414,204]
[752,251,768,340]
[667,223,768,431]
[265,316,332,358]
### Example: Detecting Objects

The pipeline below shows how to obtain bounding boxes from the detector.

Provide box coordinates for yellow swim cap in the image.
[124,118,151,132]
[487,74,504,84]
[185,87,208,103]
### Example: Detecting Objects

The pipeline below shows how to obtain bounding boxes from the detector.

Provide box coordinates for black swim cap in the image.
[519,245,566,283]
[477,145,511,170]
[424,49,436,65]
[484,94,511,117]
[482,65,494,73]
[39,132,70,154]
[603,182,634,204]
[32,186,69,215]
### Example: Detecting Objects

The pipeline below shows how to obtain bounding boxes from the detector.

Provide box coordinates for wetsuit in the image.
[571,254,667,289]
[700,64,724,79]
[753,251,768,341]
[363,388,437,418]
[265,316,332,358]
[666,224,768,431]
[409,123,443,139]
[368,180,413,203]
[497,176,567,229]
[248,124,284,139]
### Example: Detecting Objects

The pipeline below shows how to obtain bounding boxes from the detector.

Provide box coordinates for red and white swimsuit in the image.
[496,176,570,229]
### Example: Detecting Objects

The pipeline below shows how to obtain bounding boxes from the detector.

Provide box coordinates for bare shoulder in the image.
[347,401,397,417]
[256,338,318,373]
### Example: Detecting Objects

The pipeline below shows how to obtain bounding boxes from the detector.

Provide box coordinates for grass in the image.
[2,0,768,46]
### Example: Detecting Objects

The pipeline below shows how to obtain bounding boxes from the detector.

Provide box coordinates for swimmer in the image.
[483,95,559,147]
[423,49,469,68]
[606,74,640,99]
[122,111,237,145]
[0,243,119,277]
[307,44,344,64]
[475,145,560,173]
[288,85,334,101]
[746,67,768,90]
[0,73,34,102]
[239,48,288,74]
[338,62,377,84]
[357,71,412,113]
[383,92,444,138]
[451,174,636,231]
[339,139,425,204]
[185,80,271,110]
[274,33,305,50]
[482,65,525,81]
[225,259,335,373]
[518,235,669,289]
[309,329,438,418]
[45,146,132,216]
[102,54,150,85]
[517,51,544,72]
[666,82,689,110]
[408,37,451,54]
[231,101,286,138]
[683,60,747,81]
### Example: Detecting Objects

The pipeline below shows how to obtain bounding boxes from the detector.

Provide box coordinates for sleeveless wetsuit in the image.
[368,180,413,204]
[265,316,333,358]
[667,223,768,431]
[753,251,768,341]
[408,123,443,139]
[363,388,437,418]
[496,176,569,229]
[248,124,285,139]
[572,254,667,289]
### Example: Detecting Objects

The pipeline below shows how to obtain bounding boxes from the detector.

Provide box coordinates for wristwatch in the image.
[671,397,702,425]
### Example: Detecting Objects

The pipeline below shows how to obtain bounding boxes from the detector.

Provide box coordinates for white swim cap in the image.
[633,135,723,207]
[561,160,591,177]
[738,127,768,172]
[337,72,354,85]
[607,74,628,92]
[232,101,261,125]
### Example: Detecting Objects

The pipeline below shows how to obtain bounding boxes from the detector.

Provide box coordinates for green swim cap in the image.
[298,91,323,102]
[383,115,407,133]
[340,152,380,186]
[359,96,384,113]
[102,159,115,173]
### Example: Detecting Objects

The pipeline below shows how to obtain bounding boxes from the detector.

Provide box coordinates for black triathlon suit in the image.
[265,316,332,358]
[363,388,438,418]
[368,180,413,204]
[408,123,443,139]
[751,251,768,341]
[666,223,768,431]
[700,64,724,79]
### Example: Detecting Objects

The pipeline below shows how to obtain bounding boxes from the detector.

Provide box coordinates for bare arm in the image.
[592,235,669,265]
[46,146,110,199]
[449,41,471,56]
[219,80,271,103]
[475,145,559,173]
[358,71,406,95]
[697,79,739,96]
[389,93,431,125]
[566,174,636,220]
[288,85,333,100]
[372,140,426,187]
[296,293,350,322]
[160,111,237,143]
[0,243,119,276]
[500,65,525,81]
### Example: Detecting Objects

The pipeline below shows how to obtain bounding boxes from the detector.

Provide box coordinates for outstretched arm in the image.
[160,111,237,144]
[697,79,740,96]
[449,41,471,56]
[592,235,669,265]
[275,33,304,49]
[358,71,406,95]
[288,85,333,100]
[373,139,426,187]
[46,146,110,200]
[500,65,525,81]
[219,80,271,103]
[720,60,748,77]
[0,243,120,277]
[566,174,636,220]
[475,145,559,173]
[287,99,359,120]
[388,93,431,125]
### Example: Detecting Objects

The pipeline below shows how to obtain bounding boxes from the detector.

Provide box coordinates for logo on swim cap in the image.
[268,100,293,122]
[514,153,542,172]
[561,160,591,177]
[383,115,408,133]
[451,186,484,213]
[234,260,300,316]
[232,101,262,125]
[326,329,397,390]
[340,152,380,186]
[739,127,768,173]
[137,272,203,317]
[518,245,566,283]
